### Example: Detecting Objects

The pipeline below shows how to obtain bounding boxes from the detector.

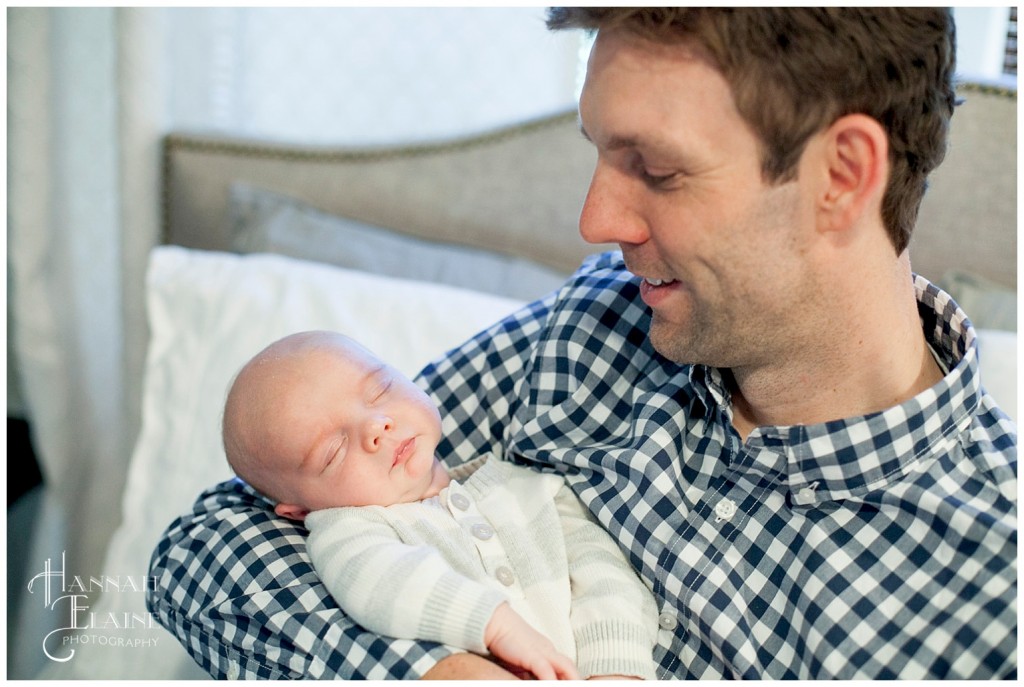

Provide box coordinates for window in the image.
[1003,7,1017,76]
[952,6,1017,88]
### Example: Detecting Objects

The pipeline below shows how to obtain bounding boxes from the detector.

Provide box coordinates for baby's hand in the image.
[485,602,580,680]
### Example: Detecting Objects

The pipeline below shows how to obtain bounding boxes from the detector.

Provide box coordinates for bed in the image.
[34,84,1016,679]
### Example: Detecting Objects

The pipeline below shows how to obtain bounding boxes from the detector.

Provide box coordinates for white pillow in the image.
[976,328,1017,421]
[49,247,527,679]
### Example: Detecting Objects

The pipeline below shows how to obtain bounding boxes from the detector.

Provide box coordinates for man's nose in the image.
[578,162,650,246]
[362,415,394,452]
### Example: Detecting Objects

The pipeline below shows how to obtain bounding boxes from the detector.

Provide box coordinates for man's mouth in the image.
[637,276,679,307]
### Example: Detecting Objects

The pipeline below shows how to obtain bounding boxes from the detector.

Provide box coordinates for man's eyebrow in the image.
[578,122,675,157]
[579,122,640,150]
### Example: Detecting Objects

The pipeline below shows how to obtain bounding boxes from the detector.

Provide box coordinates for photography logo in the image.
[26,552,160,662]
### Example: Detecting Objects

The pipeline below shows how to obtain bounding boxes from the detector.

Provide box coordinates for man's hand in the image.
[421,652,521,680]
[485,602,580,680]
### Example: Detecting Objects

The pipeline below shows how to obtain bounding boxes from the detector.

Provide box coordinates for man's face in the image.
[578,29,820,368]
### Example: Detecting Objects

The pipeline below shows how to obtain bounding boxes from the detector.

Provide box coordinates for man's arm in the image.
[147,480,461,679]
[421,652,520,680]
[149,259,614,678]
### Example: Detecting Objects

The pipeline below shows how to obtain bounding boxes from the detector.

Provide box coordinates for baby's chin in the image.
[419,457,452,498]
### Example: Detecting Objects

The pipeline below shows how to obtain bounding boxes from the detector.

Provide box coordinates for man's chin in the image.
[648,322,695,365]
[649,313,727,367]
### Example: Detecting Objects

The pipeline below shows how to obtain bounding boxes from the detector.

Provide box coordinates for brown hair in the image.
[547,8,957,253]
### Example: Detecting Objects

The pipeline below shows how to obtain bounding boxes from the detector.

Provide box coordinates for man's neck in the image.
[728,259,944,442]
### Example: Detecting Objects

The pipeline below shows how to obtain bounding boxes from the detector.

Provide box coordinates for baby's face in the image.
[261,335,448,512]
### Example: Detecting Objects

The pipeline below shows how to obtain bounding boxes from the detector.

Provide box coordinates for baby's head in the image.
[223,331,450,521]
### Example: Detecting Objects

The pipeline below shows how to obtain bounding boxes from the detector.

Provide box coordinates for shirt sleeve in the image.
[306,507,506,655]
[554,483,660,680]
[146,480,459,679]
[418,286,558,468]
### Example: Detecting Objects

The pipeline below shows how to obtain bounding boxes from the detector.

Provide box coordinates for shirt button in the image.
[226,662,240,679]
[715,498,737,522]
[471,523,494,540]
[495,566,515,586]
[450,493,470,511]
[658,612,678,631]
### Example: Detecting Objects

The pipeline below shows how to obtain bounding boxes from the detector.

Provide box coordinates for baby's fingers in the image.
[552,654,580,681]
[531,663,557,681]
[529,655,578,681]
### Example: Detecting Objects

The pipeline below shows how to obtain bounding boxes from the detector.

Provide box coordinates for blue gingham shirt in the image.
[148,251,1017,679]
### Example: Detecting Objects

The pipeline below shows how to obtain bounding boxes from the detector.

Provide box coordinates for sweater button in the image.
[495,566,515,586]
[471,523,494,540]
[450,493,470,511]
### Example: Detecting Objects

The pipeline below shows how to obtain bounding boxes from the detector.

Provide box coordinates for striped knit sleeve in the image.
[305,507,506,654]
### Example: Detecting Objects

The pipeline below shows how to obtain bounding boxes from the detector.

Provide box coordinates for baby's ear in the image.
[274,502,310,522]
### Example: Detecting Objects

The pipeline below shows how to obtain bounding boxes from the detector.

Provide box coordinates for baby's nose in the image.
[363,416,394,452]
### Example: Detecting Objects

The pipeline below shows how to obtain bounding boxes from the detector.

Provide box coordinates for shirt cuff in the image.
[419,577,507,655]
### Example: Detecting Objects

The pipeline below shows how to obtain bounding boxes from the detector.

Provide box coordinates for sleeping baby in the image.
[221,330,659,680]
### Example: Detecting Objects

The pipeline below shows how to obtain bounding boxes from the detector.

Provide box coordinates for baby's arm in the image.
[555,485,660,680]
[307,508,502,652]
[307,507,578,679]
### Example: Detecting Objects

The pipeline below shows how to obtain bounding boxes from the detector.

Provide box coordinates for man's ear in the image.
[274,502,310,522]
[816,113,889,234]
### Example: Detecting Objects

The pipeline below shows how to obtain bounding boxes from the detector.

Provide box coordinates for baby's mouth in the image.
[392,437,415,467]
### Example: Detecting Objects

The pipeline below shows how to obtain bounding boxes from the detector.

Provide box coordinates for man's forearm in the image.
[421,653,520,680]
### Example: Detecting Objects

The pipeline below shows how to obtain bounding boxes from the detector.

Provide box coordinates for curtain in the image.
[8,4,578,601]
[9,7,141,581]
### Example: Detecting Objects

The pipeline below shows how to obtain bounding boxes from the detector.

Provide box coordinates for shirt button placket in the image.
[714,498,737,523]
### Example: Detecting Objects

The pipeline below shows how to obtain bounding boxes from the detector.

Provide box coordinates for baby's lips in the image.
[392,437,416,466]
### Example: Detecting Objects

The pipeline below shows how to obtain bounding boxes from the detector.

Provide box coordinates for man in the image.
[148,8,1016,679]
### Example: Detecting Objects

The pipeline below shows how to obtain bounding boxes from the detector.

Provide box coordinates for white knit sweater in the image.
[305,457,658,679]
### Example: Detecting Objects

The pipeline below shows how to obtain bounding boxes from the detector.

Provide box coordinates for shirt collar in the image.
[691,275,983,505]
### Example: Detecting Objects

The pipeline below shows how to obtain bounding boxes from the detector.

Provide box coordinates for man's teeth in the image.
[645,277,674,286]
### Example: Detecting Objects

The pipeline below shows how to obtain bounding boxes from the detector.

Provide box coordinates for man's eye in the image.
[632,156,677,188]
[640,168,677,188]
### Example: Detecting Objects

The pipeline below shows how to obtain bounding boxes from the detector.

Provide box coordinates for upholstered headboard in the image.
[910,83,1016,290]
[162,84,1016,293]
[162,110,610,276]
